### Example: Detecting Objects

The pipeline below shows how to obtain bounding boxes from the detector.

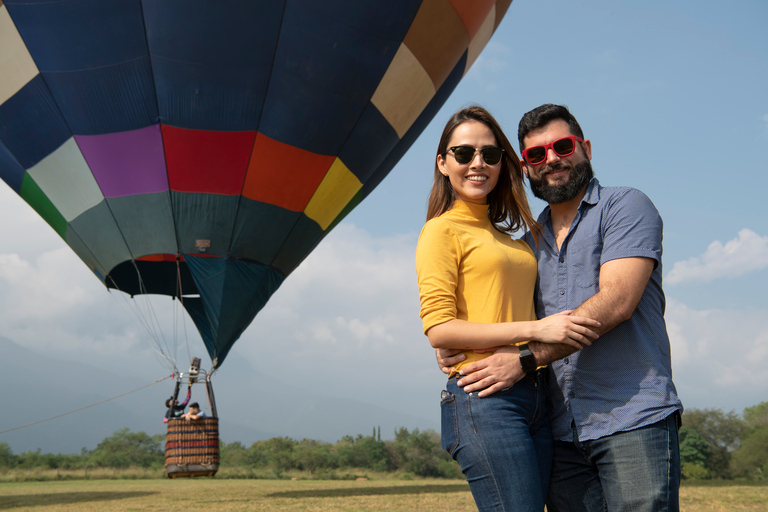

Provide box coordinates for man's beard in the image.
[528,160,594,204]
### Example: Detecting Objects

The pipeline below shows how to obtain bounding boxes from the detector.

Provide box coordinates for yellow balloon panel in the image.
[304,158,362,231]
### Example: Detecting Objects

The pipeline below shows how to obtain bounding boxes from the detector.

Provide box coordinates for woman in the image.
[415,106,599,511]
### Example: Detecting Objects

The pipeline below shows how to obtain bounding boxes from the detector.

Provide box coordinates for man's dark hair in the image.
[165,398,173,408]
[189,402,200,409]
[518,104,584,151]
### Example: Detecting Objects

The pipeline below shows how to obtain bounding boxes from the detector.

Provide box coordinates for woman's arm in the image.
[427,311,599,350]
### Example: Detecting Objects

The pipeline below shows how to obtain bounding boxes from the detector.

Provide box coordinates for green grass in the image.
[0,477,765,511]
[0,478,475,512]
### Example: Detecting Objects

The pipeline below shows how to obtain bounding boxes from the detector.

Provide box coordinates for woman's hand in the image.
[532,310,600,349]
[435,348,466,375]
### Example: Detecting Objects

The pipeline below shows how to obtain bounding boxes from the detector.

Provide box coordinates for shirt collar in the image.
[580,177,601,208]
[537,177,602,223]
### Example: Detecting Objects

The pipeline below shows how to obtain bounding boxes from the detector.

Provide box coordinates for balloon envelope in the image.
[0,0,511,368]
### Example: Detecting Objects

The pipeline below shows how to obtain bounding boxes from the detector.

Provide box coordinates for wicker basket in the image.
[165,417,220,478]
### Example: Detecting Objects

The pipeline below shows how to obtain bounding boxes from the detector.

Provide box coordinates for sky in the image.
[1,0,767,434]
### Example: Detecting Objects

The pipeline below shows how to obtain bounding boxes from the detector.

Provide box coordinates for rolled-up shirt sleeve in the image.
[415,219,461,334]
[600,188,663,267]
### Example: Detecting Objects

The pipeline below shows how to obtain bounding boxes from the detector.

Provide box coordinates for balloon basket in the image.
[164,417,220,478]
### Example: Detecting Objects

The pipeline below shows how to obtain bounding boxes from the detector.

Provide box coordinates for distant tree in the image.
[294,439,331,475]
[16,449,53,469]
[731,427,768,479]
[0,442,15,468]
[679,427,710,468]
[356,434,390,471]
[335,433,389,471]
[683,408,747,479]
[88,428,164,468]
[246,439,270,467]
[388,427,459,478]
[220,441,249,467]
[744,402,768,431]
[247,437,297,476]
[679,427,711,479]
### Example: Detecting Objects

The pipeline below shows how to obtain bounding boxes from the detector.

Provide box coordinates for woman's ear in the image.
[437,153,448,176]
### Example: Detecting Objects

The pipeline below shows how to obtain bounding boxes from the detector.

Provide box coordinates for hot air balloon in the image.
[0,0,510,380]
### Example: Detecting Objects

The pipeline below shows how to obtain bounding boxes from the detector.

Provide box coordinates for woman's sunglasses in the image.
[521,136,584,165]
[446,145,504,165]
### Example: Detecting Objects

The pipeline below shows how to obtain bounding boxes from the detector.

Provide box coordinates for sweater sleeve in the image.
[415,218,462,335]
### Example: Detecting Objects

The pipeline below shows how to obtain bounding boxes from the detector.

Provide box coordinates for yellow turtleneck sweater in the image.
[416,200,537,374]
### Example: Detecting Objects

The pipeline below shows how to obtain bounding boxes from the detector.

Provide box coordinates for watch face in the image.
[519,345,537,374]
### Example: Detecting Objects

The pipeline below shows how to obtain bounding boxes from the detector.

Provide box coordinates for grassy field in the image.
[0,478,766,511]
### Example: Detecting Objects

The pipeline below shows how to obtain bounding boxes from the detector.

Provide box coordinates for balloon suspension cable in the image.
[175,256,193,366]
[132,263,178,366]
[103,267,177,373]
[105,283,176,372]
[0,374,173,435]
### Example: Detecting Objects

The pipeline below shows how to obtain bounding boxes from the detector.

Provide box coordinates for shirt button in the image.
[559,290,565,295]
[563,358,569,364]
[559,257,564,263]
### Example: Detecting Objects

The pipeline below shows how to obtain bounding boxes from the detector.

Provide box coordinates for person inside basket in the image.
[181,402,206,421]
[163,384,192,423]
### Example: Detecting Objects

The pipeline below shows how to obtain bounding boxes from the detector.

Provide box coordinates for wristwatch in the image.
[519,343,537,374]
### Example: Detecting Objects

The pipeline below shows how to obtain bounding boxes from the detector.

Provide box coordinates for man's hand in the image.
[435,348,466,375]
[456,345,525,397]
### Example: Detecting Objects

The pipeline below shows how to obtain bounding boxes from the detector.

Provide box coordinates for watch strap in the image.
[519,343,537,374]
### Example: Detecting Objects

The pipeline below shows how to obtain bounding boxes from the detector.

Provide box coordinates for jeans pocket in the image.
[440,390,459,456]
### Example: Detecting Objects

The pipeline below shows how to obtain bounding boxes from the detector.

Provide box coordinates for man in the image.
[438,104,682,511]
[181,402,206,421]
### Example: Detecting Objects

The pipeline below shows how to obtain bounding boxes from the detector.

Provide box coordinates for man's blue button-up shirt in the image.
[525,178,682,442]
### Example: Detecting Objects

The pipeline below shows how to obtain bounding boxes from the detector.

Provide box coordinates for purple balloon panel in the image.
[75,124,168,198]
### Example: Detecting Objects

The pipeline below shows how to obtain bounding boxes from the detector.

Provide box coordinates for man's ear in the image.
[581,138,592,160]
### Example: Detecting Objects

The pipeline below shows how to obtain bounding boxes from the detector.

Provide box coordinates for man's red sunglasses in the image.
[521,136,584,165]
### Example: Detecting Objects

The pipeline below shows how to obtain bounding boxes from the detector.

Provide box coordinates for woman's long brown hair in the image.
[426,106,541,241]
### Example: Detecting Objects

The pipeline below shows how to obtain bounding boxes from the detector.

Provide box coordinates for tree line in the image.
[2,402,767,480]
[0,426,461,478]
[680,402,768,480]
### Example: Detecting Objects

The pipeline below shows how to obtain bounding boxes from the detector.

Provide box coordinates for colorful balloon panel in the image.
[0,0,512,368]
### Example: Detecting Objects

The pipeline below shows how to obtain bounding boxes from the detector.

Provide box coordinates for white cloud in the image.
[226,224,439,411]
[240,223,423,359]
[666,228,768,284]
[666,298,768,411]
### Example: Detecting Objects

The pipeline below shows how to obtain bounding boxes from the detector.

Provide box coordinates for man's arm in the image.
[454,256,654,396]
[527,257,654,364]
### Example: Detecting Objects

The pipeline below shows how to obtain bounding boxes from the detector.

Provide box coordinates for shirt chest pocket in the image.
[568,233,602,292]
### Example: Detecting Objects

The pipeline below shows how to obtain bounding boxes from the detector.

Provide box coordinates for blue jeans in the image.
[546,413,681,512]
[441,370,552,512]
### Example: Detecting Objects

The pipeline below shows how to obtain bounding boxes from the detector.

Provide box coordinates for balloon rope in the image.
[176,259,192,365]
[0,375,172,435]
[105,288,176,372]
[133,268,177,366]
[109,264,177,371]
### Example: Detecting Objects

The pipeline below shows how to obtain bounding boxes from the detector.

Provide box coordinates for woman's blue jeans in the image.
[441,370,552,512]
